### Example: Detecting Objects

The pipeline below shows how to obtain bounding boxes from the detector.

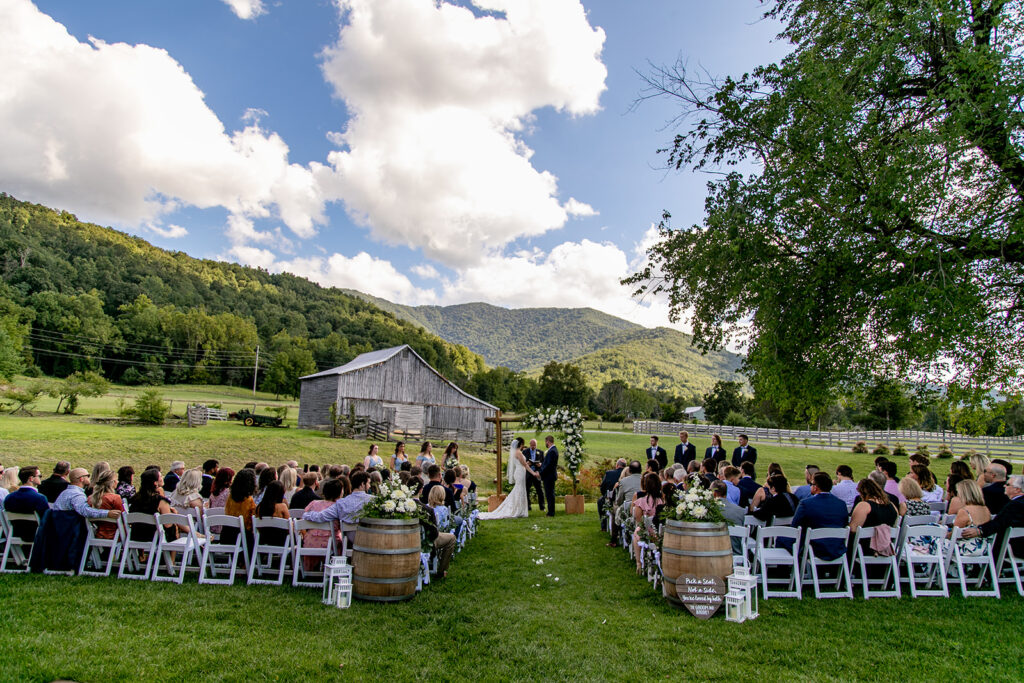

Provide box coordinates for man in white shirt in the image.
[831,465,858,510]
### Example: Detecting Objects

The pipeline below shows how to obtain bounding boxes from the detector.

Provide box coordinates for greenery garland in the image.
[522,406,585,494]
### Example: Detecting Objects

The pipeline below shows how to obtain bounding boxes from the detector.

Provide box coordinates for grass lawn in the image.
[1,507,1021,681]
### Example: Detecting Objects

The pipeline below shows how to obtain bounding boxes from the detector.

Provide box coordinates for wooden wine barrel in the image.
[351,517,422,602]
[660,520,732,604]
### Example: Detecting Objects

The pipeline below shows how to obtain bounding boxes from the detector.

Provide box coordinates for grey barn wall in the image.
[298,375,339,429]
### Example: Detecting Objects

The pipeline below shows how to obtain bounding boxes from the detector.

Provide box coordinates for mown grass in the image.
[1,507,1021,682]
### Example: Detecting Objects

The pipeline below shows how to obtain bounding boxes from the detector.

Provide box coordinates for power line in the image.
[27,329,264,361]
[24,345,268,370]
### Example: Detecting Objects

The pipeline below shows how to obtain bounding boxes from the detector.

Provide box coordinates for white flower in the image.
[692,505,707,518]
[676,504,685,515]
[390,489,405,500]
[400,485,410,495]
[383,500,396,513]
[403,500,417,513]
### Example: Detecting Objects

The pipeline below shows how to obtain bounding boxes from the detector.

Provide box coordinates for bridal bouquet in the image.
[661,476,726,524]
[361,480,426,520]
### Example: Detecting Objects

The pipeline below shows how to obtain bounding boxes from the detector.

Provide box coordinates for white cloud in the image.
[148,223,188,239]
[222,0,266,20]
[411,264,440,280]
[317,0,607,264]
[0,0,323,238]
[564,198,598,217]
[279,253,438,304]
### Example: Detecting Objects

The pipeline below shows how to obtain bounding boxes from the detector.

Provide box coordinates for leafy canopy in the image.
[627,0,1024,418]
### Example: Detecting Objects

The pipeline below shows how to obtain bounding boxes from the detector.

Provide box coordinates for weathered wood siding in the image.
[298,375,339,429]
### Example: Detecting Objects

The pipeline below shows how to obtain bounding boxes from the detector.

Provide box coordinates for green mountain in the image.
[341,293,744,396]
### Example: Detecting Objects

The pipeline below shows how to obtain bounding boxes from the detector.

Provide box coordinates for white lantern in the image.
[724,589,747,623]
[323,556,353,608]
[727,570,759,621]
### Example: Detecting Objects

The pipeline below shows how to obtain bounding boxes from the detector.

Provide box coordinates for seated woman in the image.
[750,475,799,523]
[302,479,344,569]
[944,479,993,557]
[749,463,785,510]
[849,478,899,555]
[253,467,277,506]
[115,466,135,501]
[168,469,204,514]
[455,465,476,506]
[280,467,298,506]
[89,469,125,540]
[223,469,258,547]
[428,485,453,532]
[128,470,181,542]
[254,481,290,546]
[946,474,968,516]
[968,452,990,483]
[898,478,930,517]
[911,465,944,503]
[630,473,664,572]
[206,468,235,509]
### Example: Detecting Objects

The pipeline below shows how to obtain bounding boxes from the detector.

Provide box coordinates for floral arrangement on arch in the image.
[522,406,585,494]
[361,480,426,521]
[660,475,726,524]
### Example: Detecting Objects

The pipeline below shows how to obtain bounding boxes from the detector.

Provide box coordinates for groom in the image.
[523,438,545,512]
[539,435,559,517]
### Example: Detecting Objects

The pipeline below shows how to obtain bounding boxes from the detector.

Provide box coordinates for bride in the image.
[479,437,537,520]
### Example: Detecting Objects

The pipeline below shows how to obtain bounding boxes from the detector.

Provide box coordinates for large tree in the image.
[627,0,1024,418]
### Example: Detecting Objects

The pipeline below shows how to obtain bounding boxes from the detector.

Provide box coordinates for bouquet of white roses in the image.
[660,475,726,524]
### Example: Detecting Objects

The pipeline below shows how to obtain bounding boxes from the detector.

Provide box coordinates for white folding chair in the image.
[183,507,204,535]
[0,510,39,573]
[946,527,1000,598]
[206,507,225,517]
[753,526,802,599]
[941,514,957,527]
[904,515,935,527]
[928,501,948,514]
[800,528,853,599]
[247,517,294,585]
[337,522,358,560]
[292,519,333,588]
[118,512,160,580]
[772,515,794,526]
[891,519,910,566]
[0,509,5,547]
[289,508,305,520]
[78,517,124,577]
[900,525,949,597]
[729,525,751,570]
[851,526,901,598]
[993,528,1024,597]
[198,515,249,585]
[152,513,206,584]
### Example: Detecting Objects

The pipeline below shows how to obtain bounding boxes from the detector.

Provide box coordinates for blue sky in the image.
[2,0,787,327]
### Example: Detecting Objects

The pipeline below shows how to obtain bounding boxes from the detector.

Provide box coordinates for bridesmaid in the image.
[391,441,409,471]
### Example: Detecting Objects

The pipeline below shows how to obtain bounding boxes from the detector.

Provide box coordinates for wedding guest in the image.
[849,478,899,553]
[409,466,425,492]
[254,481,290,546]
[254,462,269,474]
[646,459,662,476]
[304,472,375,547]
[863,470,900,508]
[224,469,258,541]
[737,462,760,508]
[443,442,460,470]
[699,458,717,487]
[364,444,385,470]
[168,469,204,513]
[899,478,928,517]
[368,470,383,494]
[280,467,299,505]
[3,467,49,541]
[391,441,409,471]
[731,434,758,466]
[675,430,697,467]
[301,478,344,570]
[243,461,258,471]
[992,458,1014,476]
[416,442,436,469]
[54,468,122,521]
[200,459,219,499]
[207,468,235,509]
[609,461,643,548]
[164,461,185,493]
[960,475,1024,556]
[946,474,968,516]
[115,466,136,501]
[910,465,944,503]
[457,465,476,503]
[794,465,819,501]
[791,472,849,561]
[981,462,1010,514]
[832,465,858,510]
[420,466,454,509]
[945,479,992,547]
[749,463,785,510]
[0,466,18,500]
[254,467,277,506]
[705,433,727,464]
[90,462,111,491]
[949,460,973,482]
[711,481,746,526]
[881,461,905,504]
[290,472,321,510]
[89,469,125,540]
[750,475,799,523]
[418,499,456,579]
[968,452,991,482]
[128,470,178,542]
[38,461,71,503]
[429,485,453,532]
[721,466,742,505]
[631,473,664,571]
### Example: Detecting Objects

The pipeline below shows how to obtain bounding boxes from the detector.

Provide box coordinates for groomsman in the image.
[523,438,545,512]
[731,434,758,466]
[674,431,697,467]
[645,436,667,470]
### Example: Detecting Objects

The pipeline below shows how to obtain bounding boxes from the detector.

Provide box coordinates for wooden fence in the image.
[633,421,1024,457]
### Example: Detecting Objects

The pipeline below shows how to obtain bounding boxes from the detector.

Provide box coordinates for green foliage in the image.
[936,443,954,459]
[537,361,591,410]
[463,365,537,412]
[851,441,868,454]
[723,410,748,427]
[872,443,890,456]
[1,379,49,415]
[703,380,746,424]
[915,444,931,458]
[260,332,316,399]
[891,442,909,458]
[124,389,169,425]
[47,370,110,414]
[856,379,921,431]
[628,0,1024,412]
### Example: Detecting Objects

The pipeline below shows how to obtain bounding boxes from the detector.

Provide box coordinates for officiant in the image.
[523,438,545,512]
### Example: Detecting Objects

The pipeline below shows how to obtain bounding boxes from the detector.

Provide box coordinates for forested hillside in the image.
[0,194,484,395]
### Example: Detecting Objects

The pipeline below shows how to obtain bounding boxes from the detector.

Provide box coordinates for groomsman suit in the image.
[523,443,546,511]
[674,440,696,467]
[645,444,667,470]
[731,443,758,467]
[705,444,727,463]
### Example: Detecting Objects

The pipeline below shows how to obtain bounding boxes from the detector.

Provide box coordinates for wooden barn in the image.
[298,344,497,442]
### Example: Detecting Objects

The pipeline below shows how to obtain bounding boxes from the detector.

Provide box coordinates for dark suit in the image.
[674,442,696,467]
[645,446,667,470]
[540,446,559,516]
[737,476,760,509]
[731,444,758,467]
[598,467,624,526]
[523,447,545,510]
[978,495,1024,557]
[164,471,181,494]
[290,486,320,511]
[705,445,727,463]
[791,492,849,561]
[4,486,50,541]
[37,475,68,504]
[982,481,1009,515]
[200,473,214,499]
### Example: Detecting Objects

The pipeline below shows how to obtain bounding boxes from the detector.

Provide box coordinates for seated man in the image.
[721,466,742,505]
[38,461,70,504]
[791,472,849,561]
[794,465,819,501]
[737,462,760,509]
[711,481,746,556]
[52,468,122,522]
[961,474,1024,556]
[303,471,374,547]
[3,466,51,541]
[598,459,626,528]
[609,461,643,547]
[981,462,1010,515]
[831,465,858,510]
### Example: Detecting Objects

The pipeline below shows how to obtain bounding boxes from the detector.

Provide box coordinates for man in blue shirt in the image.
[794,465,819,501]
[791,472,849,561]
[4,466,51,541]
[52,468,122,520]
[303,471,374,546]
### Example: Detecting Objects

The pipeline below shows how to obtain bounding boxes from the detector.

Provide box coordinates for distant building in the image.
[298,344,496,442]
[684,406,705,422]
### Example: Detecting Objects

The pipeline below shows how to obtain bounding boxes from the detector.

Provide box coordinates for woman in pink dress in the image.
[631,473,664,572]
[301,478,344,571]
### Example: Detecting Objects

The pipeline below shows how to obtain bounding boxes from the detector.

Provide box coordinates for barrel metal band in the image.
[357,528,419,535]
[661,547,731,557]
[353,573,419,584]
[352,545,420,555]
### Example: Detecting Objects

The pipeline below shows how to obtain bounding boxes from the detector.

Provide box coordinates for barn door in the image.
[384,403,425,438]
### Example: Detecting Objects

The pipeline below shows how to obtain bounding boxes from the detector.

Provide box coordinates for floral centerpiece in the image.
[522,406,585,494]
[660,476,726,524]
[360,480,425,520]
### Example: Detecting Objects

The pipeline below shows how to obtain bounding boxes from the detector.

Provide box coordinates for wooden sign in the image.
[676,574,727,619]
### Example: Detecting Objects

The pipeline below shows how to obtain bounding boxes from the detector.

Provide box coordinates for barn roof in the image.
[300,344,497,410]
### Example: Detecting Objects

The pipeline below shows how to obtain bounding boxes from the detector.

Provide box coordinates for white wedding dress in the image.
[479,445,529,520]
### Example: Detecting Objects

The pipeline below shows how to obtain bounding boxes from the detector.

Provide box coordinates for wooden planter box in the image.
[563,494,585,514]
[487,494,507,512]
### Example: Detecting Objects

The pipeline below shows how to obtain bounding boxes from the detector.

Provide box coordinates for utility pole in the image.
[252,345,259,398]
